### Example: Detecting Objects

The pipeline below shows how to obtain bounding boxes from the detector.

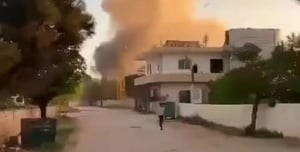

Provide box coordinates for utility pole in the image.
[191,64,198,103]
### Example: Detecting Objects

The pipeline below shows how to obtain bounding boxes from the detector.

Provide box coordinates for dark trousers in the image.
[159,115,164,130]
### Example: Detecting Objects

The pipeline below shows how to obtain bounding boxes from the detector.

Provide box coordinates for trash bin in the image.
[164,102,176,119]
[21,118,57,149]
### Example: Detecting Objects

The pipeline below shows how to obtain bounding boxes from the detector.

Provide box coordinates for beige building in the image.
[134,40,229,112]
[134,28,281,113]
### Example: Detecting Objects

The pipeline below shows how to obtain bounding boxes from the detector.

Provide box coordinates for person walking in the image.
[156,102,166,131]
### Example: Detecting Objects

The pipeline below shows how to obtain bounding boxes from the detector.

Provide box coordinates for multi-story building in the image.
[134,28,280,113]
[134,40,229,112]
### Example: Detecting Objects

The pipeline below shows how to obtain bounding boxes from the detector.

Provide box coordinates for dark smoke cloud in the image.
[94,0,226,77]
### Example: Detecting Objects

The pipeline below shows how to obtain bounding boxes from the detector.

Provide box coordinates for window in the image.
[150,88,160,101]
[146,64,152,74]
[179,90,191,103]
[210,59,224,73]
[146,64,149,74]
[192,64,198,73]
[178,58,191,70]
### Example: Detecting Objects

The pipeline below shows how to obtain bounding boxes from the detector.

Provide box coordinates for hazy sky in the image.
[82,0,300,76]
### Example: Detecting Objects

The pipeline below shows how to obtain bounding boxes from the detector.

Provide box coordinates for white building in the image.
[134,28,280,113]
[134,40,229,112]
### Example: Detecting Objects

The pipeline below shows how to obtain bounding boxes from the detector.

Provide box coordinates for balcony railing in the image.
[134,73,223,86]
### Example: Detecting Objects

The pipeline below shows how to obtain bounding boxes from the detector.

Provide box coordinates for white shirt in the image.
[156,106,165,116]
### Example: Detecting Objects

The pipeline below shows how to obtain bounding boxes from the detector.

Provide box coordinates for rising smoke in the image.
[94,0,226,77]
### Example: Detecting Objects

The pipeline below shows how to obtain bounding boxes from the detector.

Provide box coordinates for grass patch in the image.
[250,128,283,138]
[180,115,244,136]
[39,116,77,152]
[180,115,283,139]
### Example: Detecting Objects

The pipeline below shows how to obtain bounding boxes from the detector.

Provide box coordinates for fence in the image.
[178,103,300,138]
[0,107,57,144]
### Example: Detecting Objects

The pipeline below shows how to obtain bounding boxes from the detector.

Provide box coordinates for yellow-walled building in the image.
[117,77,127,100]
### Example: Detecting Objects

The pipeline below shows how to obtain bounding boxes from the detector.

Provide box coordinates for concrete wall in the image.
[0,107,57,144]
[160,83,209,104]
[178,103,300,137]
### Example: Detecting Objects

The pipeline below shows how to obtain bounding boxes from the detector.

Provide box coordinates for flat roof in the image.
[227,28,280,31]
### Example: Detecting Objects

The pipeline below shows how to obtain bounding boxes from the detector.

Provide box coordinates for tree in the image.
[268,46,300,102]
[0,0,95,118]
[213,43,267,135]
[214,41,300,135]
[232,43,262,64]
[213,64,270,135]
[0,41,20,77]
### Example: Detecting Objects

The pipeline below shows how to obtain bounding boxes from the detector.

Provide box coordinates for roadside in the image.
[69,107,300,152]
[38,116,77,152]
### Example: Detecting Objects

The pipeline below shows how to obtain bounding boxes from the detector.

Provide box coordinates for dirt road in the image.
[67,107,300,152]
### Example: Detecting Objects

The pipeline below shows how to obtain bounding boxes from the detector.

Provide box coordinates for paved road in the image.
[67,107,300,152]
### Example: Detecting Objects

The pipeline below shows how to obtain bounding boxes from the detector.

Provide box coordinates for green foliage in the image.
[212,65,269,104]
[268,48,300,102]
[0,41,21,76]
[0,0,95,112]
[232,43,262,63]
[213,40,300,104]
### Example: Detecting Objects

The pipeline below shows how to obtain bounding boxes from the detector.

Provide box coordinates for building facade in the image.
[134,40,229,112]
[134,28,280,113]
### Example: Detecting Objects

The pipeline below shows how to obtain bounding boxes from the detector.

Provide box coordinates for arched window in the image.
[178,57,191,70]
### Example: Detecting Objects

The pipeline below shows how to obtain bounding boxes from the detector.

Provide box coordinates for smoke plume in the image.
[94,0,226,77]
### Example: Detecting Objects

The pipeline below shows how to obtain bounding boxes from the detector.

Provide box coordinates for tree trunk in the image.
[246,98,259,135]
[39,102,48,119]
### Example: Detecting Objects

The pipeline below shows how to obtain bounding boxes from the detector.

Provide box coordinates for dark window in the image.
[210,59,224,73]
[178,58,191,70]
[147,64,152,74]
[192,64,198,73]
[150,88,160,101]
[146,64,149,74]
[179,90,191,103]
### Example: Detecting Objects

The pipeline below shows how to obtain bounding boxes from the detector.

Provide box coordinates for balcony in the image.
[134,73,223,86]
